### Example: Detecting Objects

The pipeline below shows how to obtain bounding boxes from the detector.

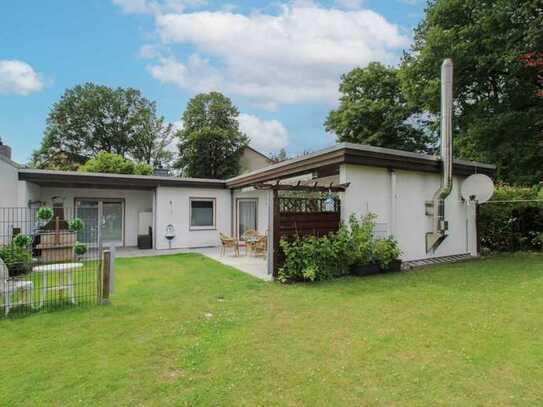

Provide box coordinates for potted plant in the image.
[348,214,402,276]
[37,207,54,224]
[13,234,33,249]
[73,242,88,258]
[69,217,85,232]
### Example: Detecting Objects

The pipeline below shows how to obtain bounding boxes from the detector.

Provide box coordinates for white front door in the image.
[75,199,124,247]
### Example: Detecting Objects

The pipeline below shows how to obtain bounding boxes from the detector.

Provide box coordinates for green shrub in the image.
[278,213,402,283]
[479,184,543,252]
[0,244,32,276]
[69,218,85,232]
[79,151,153,175]
[37,207,54,222]
[13,234,33,248]
[349,213,378,264]
[278,225,355,283]
[373,238,401,268]
[74,242,87,256]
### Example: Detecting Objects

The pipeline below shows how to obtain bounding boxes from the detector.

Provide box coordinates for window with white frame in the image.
[190,198,215,229]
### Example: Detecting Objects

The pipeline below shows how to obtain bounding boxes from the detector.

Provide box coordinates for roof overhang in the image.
[226,143,496,189]
[18,169,226,190]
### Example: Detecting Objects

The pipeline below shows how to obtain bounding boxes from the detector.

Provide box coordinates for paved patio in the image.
[114,246,271,281]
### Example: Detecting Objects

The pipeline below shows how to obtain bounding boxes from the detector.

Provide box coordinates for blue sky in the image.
[0,0,425,163]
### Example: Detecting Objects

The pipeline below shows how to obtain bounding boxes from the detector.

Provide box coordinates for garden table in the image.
[32,262,83,307]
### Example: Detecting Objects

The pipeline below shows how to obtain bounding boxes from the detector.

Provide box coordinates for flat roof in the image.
[16,142,496,191]
[226,143,496,188]
[18,169,226,190]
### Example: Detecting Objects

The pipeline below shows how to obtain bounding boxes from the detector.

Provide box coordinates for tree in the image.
[325,62,434,153]
[31,83,173,170]
[78,152,153,175]
[400,0,543,184]
[270,148,289,163]
[175,92,248,179]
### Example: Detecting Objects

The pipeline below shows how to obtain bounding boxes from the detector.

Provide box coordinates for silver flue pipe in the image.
[426,58,453,252]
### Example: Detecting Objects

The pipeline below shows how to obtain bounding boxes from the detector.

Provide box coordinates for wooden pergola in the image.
[254,180,350,276]
[253,180,350,192]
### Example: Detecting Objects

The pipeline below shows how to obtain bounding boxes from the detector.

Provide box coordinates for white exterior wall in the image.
[232,189,270,238]
[0,158,20,207]
[38,187,153,247]
[155,186,231,249]
[340,164,477,261]
[0,157,41,208]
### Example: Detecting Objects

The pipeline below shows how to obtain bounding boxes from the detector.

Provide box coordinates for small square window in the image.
[190,199,215,229]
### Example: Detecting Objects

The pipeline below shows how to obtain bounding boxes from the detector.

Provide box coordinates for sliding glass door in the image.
[75,199,124,247]
[237,199,257,238]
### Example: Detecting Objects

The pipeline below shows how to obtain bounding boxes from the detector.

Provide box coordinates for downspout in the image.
[426,59,454,253]
[389,169,397,237]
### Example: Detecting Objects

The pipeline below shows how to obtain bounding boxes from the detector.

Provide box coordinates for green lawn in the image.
[1,253,543,406]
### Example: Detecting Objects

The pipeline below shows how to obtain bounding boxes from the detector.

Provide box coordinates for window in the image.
[190,198,215,229]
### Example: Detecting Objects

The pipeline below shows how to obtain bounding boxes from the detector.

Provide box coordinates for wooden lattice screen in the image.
[273,195,342,276]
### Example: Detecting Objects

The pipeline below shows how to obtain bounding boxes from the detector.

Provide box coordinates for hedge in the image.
[479,184,543,252]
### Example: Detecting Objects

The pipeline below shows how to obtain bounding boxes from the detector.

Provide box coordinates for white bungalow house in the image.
[0,139,495,277]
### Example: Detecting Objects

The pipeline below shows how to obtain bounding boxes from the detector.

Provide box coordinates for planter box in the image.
[40,231,76,246]
[350,259,402,276]
[37,231,77,263]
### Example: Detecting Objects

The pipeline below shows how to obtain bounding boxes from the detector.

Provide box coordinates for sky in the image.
[0,0,425,163]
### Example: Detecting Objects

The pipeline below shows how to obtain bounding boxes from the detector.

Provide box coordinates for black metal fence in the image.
[0,207,107,318]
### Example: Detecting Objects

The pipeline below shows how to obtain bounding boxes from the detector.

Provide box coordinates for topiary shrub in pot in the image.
[0,243,32,277]
[37,207,54,223]
[74,242,88,258]
[68,218,85,232]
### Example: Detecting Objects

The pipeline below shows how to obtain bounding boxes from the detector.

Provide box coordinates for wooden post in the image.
[272,189,280,277]
[54,216,60,245]
[101,250,111,304]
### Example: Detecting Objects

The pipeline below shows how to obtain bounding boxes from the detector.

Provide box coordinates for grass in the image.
[1,252,543,406]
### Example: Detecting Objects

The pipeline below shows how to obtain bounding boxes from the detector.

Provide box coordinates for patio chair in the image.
[219,233,239,257]
[252,235,267,258]
[0,258,33,316]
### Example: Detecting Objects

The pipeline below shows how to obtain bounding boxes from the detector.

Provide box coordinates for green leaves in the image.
[37,207,54,222]
[31,83,173,171]
[278,213,402,283]
[325,62,434,153]
[400,0,543,185]
[175,92,248,179]
[78,152,153,175]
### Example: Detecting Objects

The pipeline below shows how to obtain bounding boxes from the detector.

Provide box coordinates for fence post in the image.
[101,249,111,304]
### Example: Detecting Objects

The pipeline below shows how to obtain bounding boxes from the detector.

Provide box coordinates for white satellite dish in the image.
[461,174,495,203]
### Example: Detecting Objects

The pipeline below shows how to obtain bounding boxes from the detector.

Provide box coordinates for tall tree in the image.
[176,92,248,179]
[400,0,543,184]
[325,62,434,153]
[31,83,173,170]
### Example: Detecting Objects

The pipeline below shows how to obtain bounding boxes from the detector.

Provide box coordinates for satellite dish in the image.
[461,174,495,203]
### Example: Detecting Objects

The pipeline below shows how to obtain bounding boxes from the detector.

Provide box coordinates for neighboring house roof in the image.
[244,146,273,163]
[0,151,22,169]
[18,168,226,190]
[226,143,496,188]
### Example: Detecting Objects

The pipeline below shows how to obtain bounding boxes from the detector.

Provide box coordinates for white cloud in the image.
[238,113,289,153]
[149,3,409,108]
[147,54,222,93]
[113,0,205,15]
[0,60,44,96]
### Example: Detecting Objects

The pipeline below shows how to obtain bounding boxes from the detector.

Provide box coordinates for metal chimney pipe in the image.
[426,58,454,253]
[440,58,453,197]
